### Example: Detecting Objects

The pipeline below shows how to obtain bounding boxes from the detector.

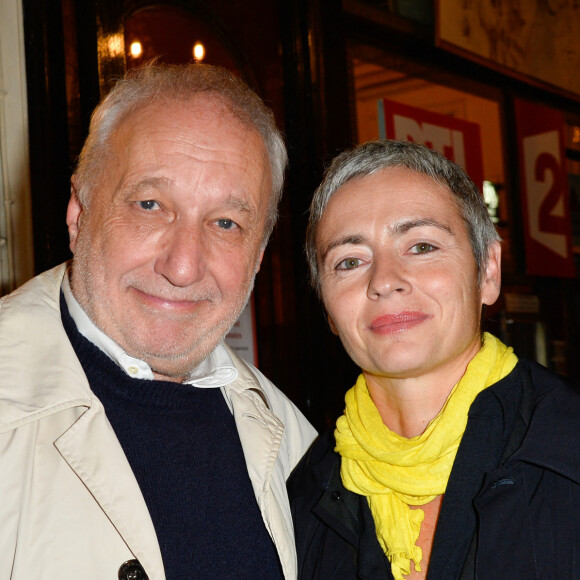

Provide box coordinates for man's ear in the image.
[327,313,339,336]
[66,177,83,253]
[255,247,265,274]
[481,241,502,306]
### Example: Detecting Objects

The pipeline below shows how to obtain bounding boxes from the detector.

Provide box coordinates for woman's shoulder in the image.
[287,428,338,498]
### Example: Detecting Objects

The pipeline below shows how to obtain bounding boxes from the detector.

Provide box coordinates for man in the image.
[0,63,316,580]
[288,140,580,579]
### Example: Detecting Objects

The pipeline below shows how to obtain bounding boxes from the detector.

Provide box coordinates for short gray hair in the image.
[74,62,287,243]
[306,139,500,295]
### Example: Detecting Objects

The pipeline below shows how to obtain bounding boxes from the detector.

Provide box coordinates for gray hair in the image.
[74,62,287,243]
[306,139,500,295]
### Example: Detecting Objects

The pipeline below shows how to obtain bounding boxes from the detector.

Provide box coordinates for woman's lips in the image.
[369,311,431,334]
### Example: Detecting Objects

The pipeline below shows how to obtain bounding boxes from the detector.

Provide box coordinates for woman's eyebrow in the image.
[320,235,365,264]
[392,217,454,236]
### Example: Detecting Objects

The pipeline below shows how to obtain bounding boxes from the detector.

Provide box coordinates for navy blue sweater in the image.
[62,295,283,579]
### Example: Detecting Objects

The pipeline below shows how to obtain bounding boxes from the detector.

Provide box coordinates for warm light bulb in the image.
[130,41,142,58]
[105,33,124,57]
[193,42,205,61]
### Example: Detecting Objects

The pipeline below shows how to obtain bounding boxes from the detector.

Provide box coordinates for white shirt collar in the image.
[62,273,238,388]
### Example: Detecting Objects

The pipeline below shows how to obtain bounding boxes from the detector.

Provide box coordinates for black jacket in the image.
[288,359,580,579]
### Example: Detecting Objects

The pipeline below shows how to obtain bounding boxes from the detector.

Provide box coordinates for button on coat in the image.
[119,559,148,580]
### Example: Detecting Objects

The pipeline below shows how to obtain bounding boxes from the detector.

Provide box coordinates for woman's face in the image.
[316,166,501,388]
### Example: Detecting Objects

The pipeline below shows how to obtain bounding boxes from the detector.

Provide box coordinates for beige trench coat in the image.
[0,265,316,579]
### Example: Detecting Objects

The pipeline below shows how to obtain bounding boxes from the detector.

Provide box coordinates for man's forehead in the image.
[115,94,248,134]
[97,95,272,212]
[111,96,268,167]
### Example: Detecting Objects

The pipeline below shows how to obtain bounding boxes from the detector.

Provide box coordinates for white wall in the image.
[0,0,34,295]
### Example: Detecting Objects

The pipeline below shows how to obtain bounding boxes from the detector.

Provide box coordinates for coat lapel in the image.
[222,373,296,578]
[55,399,165,579]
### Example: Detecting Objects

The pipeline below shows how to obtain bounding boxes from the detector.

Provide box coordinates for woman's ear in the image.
[481,241,502,306]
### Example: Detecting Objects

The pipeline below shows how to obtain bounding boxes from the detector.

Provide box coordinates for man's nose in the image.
[154,222,206,287]
[366,257,411,299]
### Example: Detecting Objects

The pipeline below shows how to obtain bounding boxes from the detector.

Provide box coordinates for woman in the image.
[288,140,580,580]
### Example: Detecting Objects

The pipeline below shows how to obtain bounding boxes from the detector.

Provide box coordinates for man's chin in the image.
[131,335,225,381]
[145,354,207,383]
[115,304,246,380]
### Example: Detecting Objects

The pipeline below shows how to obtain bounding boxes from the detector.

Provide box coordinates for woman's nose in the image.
[366,258,411,299]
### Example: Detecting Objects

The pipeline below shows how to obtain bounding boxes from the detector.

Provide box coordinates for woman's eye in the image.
[336,257,362,270]
[137,200,159,211]
[411,242,436,254]
[217,218,237,230]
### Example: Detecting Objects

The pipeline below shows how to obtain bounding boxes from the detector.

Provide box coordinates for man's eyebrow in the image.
[126,176,173,194]
[224,194,254,214]
[124,180,256,215]
[320,235,365,264]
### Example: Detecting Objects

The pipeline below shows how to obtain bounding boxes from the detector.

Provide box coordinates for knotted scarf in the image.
[334,333,517,580]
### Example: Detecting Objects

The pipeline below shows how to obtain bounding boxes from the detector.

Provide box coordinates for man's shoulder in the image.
[0,264,68,348]
[0,264,67,315]
[0,265,91,432]
[224,345,317,449]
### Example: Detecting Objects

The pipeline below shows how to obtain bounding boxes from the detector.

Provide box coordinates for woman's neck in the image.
[367,378,449,438]
[363,350,477,438]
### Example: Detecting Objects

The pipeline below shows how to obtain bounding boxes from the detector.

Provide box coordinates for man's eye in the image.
[411,242,436,254]
[217,218,237,230]
[336,257,362,270]
[137,200,159,211]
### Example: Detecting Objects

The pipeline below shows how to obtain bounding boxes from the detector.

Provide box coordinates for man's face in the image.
[67,97,272,381]
[316,166,501,389]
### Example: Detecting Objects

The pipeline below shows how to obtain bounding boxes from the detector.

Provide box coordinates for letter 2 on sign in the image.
[522,131,568,259]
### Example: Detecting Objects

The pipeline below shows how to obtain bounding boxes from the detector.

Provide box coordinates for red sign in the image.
[379,98,484,192]
[514,98,574,278]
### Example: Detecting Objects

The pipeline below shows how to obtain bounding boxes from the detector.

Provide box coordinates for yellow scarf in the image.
[334,333,517,580]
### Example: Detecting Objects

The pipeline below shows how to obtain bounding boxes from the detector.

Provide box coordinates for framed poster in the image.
[437,0,580,98]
